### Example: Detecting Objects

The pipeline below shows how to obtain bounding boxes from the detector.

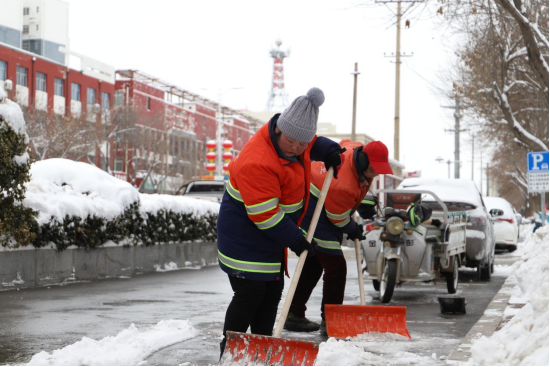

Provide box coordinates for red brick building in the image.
[0,43,263,193]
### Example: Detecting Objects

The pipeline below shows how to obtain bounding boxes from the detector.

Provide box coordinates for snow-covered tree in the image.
[0,87,38,247]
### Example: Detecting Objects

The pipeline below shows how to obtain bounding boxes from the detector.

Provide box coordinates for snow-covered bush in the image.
[24,159,218,250]
[0,87,38,247]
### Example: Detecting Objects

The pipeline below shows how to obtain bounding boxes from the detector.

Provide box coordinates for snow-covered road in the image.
[1,250,512,366]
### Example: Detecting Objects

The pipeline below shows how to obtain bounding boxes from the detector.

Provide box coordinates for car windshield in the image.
[188,183,225,193]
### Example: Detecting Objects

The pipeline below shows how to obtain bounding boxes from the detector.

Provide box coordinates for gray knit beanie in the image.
[277,87,325,143]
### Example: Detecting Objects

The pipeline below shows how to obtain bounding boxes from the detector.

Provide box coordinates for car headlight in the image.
[386,217,404,235]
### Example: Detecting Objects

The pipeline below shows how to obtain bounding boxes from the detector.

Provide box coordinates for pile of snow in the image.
[470,226,549,365]
[139,193,220,217]
[27,319,197,366]
[25,159,140,224]
[0,85,30,165]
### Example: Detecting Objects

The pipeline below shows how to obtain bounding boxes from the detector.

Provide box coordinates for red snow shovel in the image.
[221,168,335,366]
[324,238,411,339]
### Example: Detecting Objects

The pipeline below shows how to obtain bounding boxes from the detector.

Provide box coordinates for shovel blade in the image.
[325,304,411,339]
[221,331,319,366]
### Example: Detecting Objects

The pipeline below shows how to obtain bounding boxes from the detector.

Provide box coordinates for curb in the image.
[446,272,524,365]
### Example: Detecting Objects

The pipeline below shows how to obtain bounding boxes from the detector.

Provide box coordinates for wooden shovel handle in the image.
[355,238,366,305]
[273,167,334,338]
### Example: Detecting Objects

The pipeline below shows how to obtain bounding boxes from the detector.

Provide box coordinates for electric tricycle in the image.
[362,190,467,303]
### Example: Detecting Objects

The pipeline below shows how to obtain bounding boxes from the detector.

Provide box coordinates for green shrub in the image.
[32,202,218,251]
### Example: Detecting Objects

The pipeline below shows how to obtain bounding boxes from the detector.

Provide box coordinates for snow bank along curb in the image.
[0,241,218,290]
[447,225,548,365]
[445,274,519,365]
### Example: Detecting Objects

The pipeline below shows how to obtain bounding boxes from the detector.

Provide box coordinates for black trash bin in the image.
[438,296,467,314]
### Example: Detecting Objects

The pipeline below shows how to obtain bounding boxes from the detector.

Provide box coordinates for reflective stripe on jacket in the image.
[301,140,371,256]
[217,115,340,281]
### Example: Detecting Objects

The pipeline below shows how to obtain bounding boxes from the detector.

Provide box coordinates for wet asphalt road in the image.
[0,252,516,366]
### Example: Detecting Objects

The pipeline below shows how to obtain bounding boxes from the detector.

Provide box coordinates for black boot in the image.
[219,338,226,362]
[320,320,327,336]
[283,312,320,332]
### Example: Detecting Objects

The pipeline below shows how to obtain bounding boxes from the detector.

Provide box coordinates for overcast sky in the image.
[65,0,484,183]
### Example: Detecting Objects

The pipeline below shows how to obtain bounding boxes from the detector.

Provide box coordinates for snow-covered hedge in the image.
[21,159,219,251]
[0,87,38,247]
[0,88,219,251]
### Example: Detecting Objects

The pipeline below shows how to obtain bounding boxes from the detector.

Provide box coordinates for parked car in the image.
[397,178,496,280]
[484,196,520,252]
[175,180,225,203]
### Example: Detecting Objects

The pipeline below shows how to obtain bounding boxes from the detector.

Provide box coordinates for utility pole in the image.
[394,0,402,161]
[471,135,474,180]
[351,63,360,142]
[442,94,468,178]
[378,0,419,162]
[486,163,490,196]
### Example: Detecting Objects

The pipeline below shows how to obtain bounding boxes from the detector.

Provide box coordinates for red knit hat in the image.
[364,141,393,175]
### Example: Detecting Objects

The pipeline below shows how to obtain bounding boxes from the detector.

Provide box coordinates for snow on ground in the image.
[316,332,456,366]
[26,320,197,366]
[470,225,549,365]
[0,85,30,165]
[25,159,140,224]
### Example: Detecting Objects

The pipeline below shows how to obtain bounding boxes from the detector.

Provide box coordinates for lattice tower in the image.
[266,39,290,111]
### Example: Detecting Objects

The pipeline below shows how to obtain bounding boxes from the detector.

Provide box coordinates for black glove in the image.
[347,223,366,241]
[323,148,346,179]
[289,237,316,257]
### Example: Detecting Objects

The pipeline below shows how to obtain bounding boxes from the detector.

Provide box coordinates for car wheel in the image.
[508,245,517,252]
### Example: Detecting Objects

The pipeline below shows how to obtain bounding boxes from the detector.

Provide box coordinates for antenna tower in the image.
[266,39,290,111]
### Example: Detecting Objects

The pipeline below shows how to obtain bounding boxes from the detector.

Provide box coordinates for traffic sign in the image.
[527,151,549,193]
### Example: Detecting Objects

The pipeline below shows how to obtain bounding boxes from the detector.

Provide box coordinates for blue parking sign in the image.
[527,151,549,172]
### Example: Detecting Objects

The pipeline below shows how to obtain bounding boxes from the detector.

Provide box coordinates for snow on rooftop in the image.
[398,178,483,207]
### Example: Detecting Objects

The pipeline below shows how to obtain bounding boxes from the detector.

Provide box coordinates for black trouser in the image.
[289,251,347,320]
[220,274,284,357]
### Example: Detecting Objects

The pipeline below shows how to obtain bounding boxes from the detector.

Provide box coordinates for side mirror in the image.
[515,213,522,222]
[489,209,504,217]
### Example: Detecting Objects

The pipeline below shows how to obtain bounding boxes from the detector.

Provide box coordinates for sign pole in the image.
[542,193,546,227]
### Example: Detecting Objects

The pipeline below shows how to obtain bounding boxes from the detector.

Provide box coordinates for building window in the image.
[102,92,110,109]
[36,6,39,13]
[54,78,64,96]
[22,42,30,51]
[36,72,46,92]
[87,88,96,107]
[71,83,80,101]
[114,90,124,106]
[23,25,29,34]
[146,96,151,110]
[23,7,29,15]
[114,158,123,172]
[36,24,39,31]
[16,66,28,87]
[0,61,6,81]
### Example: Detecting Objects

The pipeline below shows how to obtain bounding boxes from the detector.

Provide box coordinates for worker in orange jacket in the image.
[217,88,346,358]
[284,140,393,335]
